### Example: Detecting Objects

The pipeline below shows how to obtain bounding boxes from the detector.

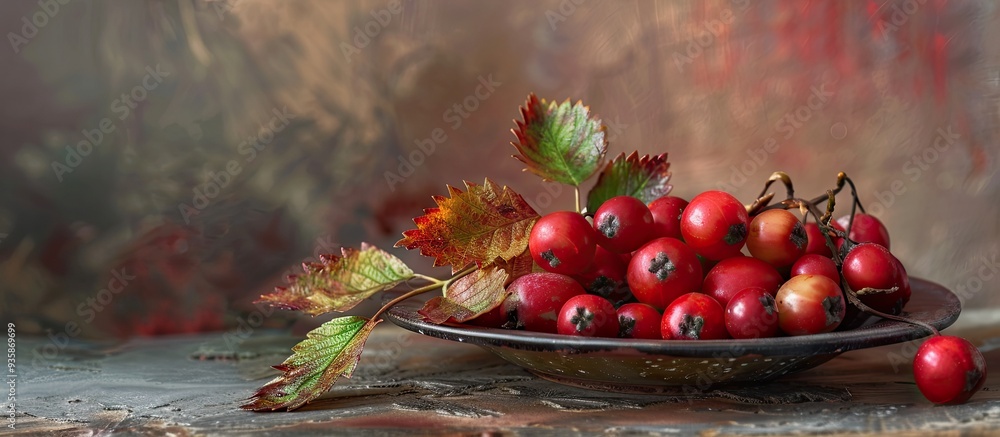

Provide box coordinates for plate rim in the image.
[383,277,960,357]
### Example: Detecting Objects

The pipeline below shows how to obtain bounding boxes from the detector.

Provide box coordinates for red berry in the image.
[914,335,987,404]
[836,213,890,250]
[648,196,688,240]
[573,246,626,299]
[702,256,784,306]
[627,238,703,310]
[616,303,662,339]
[842,243,909,315]
[747,209,807,268]
[557,294,619,337]
[529,211,597,275]
[775,274,845,335]
[465,304,506,328]
[803,221,844,257]
[502,272,585,333]
[661,292,729,340]
[593,196,656,253]
[681,191,750,260]
[725,287,780,339]
[791,254,840,285]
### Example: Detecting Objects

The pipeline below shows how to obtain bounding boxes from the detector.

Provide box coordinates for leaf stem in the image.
[574,186,581,213]
[372,265,479,321]
[412,274,443,285]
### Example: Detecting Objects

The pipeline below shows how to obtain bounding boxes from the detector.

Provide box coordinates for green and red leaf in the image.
[419,265,510,324]
[395,179,539,273]
[257,243,414,316]
[241,316,380,411]
[586,152,672,213]
[511,93,608,186]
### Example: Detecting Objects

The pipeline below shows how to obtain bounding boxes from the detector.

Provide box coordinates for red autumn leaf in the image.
[395,179,539,273]
[586,152,672,212]
[419,265,510,324]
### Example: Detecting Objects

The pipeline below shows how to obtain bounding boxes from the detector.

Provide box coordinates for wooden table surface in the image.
[12,324,1000,436]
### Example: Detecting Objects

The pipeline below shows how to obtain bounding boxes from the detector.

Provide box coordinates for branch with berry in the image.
[241,94,985,412]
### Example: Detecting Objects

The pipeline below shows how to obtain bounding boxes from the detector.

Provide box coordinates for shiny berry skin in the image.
[803,221,844,257]
[836,213,890,250]
[648,196,688,240]
[841,243,909,315]
[725,287,780,339]
[573,246,626,299]
[661,293,729,340]
[914,336,987,405]
[791,254,840,285]
[465,304,506,328]
[702,256,783,306]
[627,238,703,310]
[529,211,597,275]
[593,196,656,254]
[681,191,750,260]
[775,274,845,335]
[557,294,619,337]
[747,209,808,268]
[502,273,585,333]
[616,303,662,339]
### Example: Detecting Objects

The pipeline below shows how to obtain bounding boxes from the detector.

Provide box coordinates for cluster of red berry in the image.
[464,189,985,405]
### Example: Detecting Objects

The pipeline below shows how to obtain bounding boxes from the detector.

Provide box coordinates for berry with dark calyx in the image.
[841,243,909,315]
[725,287,780,339]
[648,196,688,240]
[557,294,619,337]
[791,254,840,285]
[914,335,987,405]
[593,196,656,254]
[681,190,750,260]
[661,292,729,340]
[702,256,784,307]
[616,303,662,339]
[775,274,846,335]
[573,246,626,299]
[502,272,585,333]
[529,211,597,275]
[627,237,703,310]
[747,209,808,268]
[836,213,890,250]
[803,221,844,257]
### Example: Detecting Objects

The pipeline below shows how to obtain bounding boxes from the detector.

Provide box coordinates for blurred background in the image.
[1,0,998,340]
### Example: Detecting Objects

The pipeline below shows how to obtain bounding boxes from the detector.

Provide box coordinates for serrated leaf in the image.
[511,93,608,186]
[395,179,539,273]
[586,152,672,213]
[419,265,510,324]
[491,250,537,286]
[241,316,380,411]
[257,243,414,316]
